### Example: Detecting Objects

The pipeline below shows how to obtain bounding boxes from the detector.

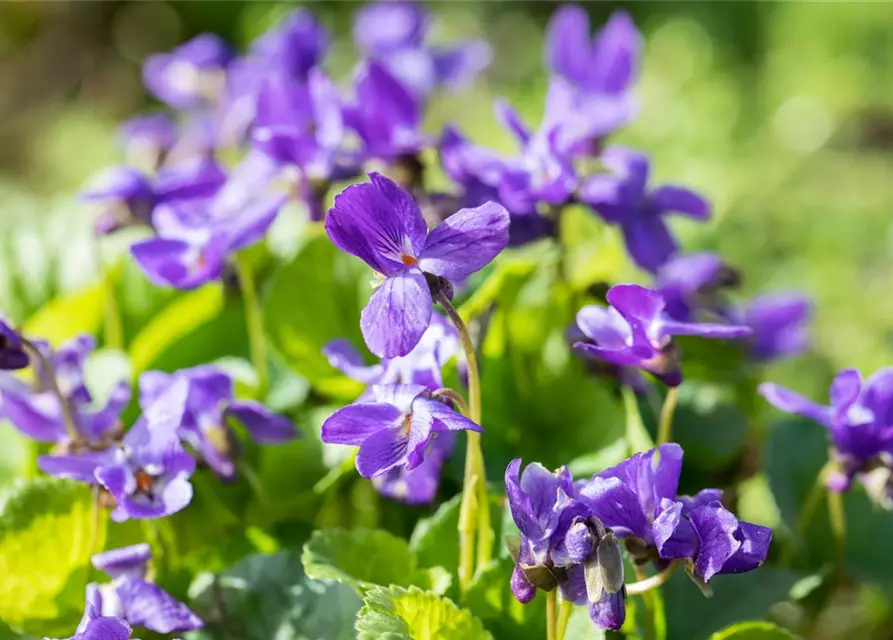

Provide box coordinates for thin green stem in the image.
[233,254,269,399]
[102,265,124,351]
[625,561,678,596]
[556,597,573,640]
[546,589,558,640]
[430,387,470,415]
[656,386,680,445]
[781,464,828,566]
[635,565,657,640]
[827,485,846,571]
[21,339,81,443]
[435,291,491,590]
[237,458,270,508]
[622,385,654,454]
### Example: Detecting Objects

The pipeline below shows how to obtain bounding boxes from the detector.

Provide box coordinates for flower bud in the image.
[565,520,595,564]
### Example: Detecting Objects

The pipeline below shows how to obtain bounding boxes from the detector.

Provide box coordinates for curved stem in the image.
[435,291,492,590]
[556,597,573,640]
[21,339,81,443]
[625,561,678,596]
[656,386,680,445]
[635,565,657,640]
[430,387,470,415]
[545,589,558,640]
[233,254,269,400]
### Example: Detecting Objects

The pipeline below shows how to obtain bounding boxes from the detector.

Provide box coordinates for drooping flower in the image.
[90,543,203,633]
[326,172,509,358]
[2,335,130,445]
[321,384,481,478]
[0,316,27,371]
[324,311,459,396]
[81,160,226,236]
[143,34,233,110]
[573,284,752,387]
[138,365,296,480]
[505,459,627,631]
[130,152,284,289]
[576,444,771,587]
[759,368,893,501]
[46,586,132,640]
[353,1,491,98]
[87,379,195,522]
[580,147,710,273]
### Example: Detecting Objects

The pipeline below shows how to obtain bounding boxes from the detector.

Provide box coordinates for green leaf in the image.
[564,605,606,639]
[263,229,368,399]
[663,568,803,640]
[0,478,106,635]
[671,382,749,472]
[23,281,106,346]
[303,528,450,594]
[355,585,493,640]
[409,493,504,583]
[185,549,360,640]
[709,621,799,639]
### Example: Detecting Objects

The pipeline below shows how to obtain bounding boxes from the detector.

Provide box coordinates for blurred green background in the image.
[0,3,892,637]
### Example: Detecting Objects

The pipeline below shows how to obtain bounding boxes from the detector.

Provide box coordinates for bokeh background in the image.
[0,3,892,639]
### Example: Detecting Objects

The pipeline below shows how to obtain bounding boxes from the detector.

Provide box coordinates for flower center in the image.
[400,254,418,267]
[402,414,413,436]
[135,469,155,498]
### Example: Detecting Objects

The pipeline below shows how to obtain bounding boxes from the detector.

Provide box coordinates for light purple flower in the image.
[90,544,203,633]
[143,34,233,110]
[3,335,130,446]
[45,586,132,640]
[374,431,456,504]
[343,62,426,163]
[89,379,195,522]
[324,312,459,394]
[118,114,178,170]
[577,444,771,584]
[354,1,490,97]
[760,368,893,496]
[573,284,752,387]
[321,384,481,478]
[0,316,27,371]
[139,365,295,480]
[326,172,509,358]
[654,252,736,323]
[741,293,811,363]
[580,147,710,273]
[131,152,284,289]
[250,9,329,80]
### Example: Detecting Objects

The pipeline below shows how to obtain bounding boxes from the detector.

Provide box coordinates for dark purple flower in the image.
[344,63,426,162]
[580,147,710,273]
[131,152,284,289]
[546,7,640,97]
[139,365,295,480]
[654,252,736,323]
[354,1,490,97]
[741,293,811,363]
[90,543,203,633]
[577,444,771,584]
[250,9,329,80]
[47,586,132,640]
[321,384,481,478]
[3,335,130,446]
[760,368,893,496]
[574,284,752,387]
[143,34,233,110]
[326,172,509,358]
[0,316,27,370]
[89,379,195,522]
[324,311,459,394]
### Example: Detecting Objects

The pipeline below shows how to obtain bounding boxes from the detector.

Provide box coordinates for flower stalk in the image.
[546,588,558,640]
[435,290,492,589]
[625,560,679,596]
[656,385,680,445]
[21,338,82,444]
[556,597,573,640]
[233,253,269,400]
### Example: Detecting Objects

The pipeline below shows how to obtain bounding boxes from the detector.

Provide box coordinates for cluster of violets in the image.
[0,1,882,637]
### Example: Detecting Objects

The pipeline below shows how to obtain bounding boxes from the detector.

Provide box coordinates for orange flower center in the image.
[400,254,418,267]
[135,469,154,495]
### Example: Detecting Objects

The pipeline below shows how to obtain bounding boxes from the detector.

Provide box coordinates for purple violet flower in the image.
[580,147,711,273]
[374,432,456,504]
[577,444,771,586]
[759,368,893,499]
[573,284,752,387]
[46,586,132,640]
[654,252,737,324]
[139,365,296,480]
[354,1,491,97]
[88,379,195,522]
[143,34,233,110]
[90,543,203,633]
[321,383,481,478]
[324,311,459,395]
[0,316,27,371]
[326,171,509,358]
[250,9,329,80]
[131,152,284,289]
[118,114,178,170]
[2,335,130,446]
[741,293,811,363]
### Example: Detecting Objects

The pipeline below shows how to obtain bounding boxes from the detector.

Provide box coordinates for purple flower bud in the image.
[511,562,537,604]
[0,316,27,371]
[565,521,595,564]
